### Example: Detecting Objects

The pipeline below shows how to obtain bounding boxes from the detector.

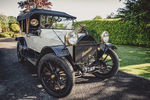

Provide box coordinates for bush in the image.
[2,26,10,32]
[93,16,102,20]
[76,20,150,47]
[0,27,2,33]
[0,32,15,38]
[10,24,20,33]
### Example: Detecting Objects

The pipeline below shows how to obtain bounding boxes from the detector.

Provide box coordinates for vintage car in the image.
[16,9,119,98]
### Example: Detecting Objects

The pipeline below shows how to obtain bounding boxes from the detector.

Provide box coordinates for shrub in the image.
[10,24,20,33]
[76,20,150,47]
[0,27,2,33]
[93,16,102,20]
[2,26,10,32]
[0,32,15,38]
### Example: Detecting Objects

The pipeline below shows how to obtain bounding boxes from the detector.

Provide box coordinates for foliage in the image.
[0,32,15,38]
[107,12,115,19]
[76,19,150,47]
[117,0,150,25]
[93,16,102,20]
[0,22,2,33]
[0,14,20,37]
[2,27,10,32]
[10,24,20,33]
[18,0,52,13]
[0,14,9,27]
[8,16,17,24]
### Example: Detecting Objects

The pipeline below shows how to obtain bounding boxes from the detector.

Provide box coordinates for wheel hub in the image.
[50,74,56,79]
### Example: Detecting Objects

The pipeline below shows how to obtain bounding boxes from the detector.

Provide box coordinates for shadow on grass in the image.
[140,73,150,78]
[116,45,150,67]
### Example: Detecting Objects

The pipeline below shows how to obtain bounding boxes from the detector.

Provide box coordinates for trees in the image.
[0,14,9,32]
[117,0,150,25]
[0,14,9,27]
[8,16,17,25]
[18,0,52,13]
[107,13,116,19]
[0,15,20,37]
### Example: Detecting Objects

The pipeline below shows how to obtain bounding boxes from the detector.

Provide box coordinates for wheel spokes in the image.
[97,53,115,74]
[103,54,109,61]
[105,59,112,63]
[48,62,54,72]
[41,61,67,92]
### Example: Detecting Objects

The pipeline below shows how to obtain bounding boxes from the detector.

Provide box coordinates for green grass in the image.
[116,45,150,79]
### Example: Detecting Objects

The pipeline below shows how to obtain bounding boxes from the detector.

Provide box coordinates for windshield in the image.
[41,15,74,30]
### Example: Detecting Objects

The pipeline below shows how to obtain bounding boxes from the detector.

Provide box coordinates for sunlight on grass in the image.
[116,45,150,79]
[120,63,150,78]
[94,18,121,21]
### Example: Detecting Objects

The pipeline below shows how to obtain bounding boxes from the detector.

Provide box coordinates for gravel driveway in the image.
[0,38,150,100]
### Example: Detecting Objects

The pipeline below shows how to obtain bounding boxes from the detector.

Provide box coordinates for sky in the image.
[0,0,125,20]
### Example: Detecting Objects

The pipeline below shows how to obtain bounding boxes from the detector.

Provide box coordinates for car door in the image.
[25,17,41,51]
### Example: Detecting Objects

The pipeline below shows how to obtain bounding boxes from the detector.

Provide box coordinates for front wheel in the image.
[37,54,75,98]
[17,41,25,63]
[93,49,119,79]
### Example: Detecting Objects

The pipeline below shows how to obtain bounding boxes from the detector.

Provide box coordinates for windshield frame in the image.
[40,15,75,30]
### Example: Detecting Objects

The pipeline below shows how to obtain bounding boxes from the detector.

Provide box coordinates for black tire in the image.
[37,53,75,98]
[17,41,25,63]
[93,49,119,79]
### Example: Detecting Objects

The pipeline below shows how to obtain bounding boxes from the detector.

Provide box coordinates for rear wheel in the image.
[93,49,119,79]
[38,54,74,98]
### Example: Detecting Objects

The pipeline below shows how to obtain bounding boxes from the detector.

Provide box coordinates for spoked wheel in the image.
[38,54,74,98]
[17,41,25,63]
[93,49,119,79]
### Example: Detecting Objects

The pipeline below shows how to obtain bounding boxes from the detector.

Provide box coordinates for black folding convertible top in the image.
[17,9,76,21]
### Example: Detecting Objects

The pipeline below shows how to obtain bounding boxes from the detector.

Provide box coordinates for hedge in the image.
[77,19,150,47]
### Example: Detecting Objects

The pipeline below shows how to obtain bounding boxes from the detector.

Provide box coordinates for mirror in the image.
[30,19,39,26]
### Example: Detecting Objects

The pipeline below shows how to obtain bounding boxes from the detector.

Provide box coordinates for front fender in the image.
[106,43,117,50]
[97,43,117,58]
[41,46,70,57]
[51,46,70,57]
[38,46,75,70]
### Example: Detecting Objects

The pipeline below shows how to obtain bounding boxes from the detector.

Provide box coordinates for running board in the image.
[27,58,37,66]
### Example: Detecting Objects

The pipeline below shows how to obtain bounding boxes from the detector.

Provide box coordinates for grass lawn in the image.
[116,45,150,79]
